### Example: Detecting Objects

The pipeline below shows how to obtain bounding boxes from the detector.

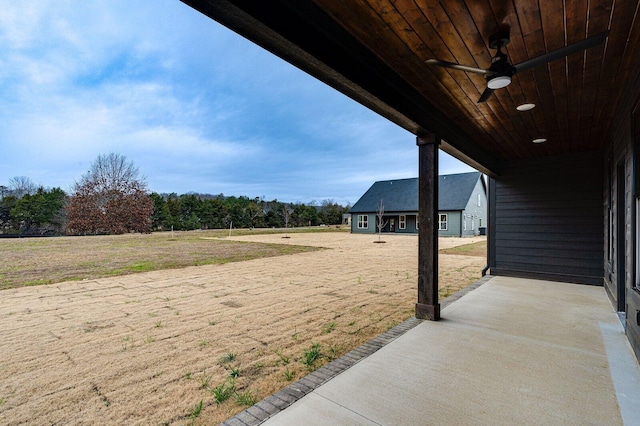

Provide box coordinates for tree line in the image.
[150,193,346,231]
[0,154,349,236]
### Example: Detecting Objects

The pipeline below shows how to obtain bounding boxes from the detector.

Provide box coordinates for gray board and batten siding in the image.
[458,173,487,237]
[488,151,603,286]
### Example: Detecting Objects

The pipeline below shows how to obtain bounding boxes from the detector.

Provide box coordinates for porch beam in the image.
[416,135,441,320]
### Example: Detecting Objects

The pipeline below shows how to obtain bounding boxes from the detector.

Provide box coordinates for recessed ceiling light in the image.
[532,138,547,144]
[517,103,536,111]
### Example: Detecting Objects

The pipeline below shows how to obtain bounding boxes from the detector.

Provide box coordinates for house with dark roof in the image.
[349,172,486,236]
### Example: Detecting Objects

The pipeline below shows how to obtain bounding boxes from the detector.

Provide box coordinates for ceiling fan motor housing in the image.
[489,31,510,49]
[486,50,514,88]
[486,31,514,89]
[489,51,512,73]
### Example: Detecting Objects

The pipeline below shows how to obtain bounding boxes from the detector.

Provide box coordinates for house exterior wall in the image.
[630,102,640,363]
[488,152,603,286]
[461,178,488,236]
[350,211,470,236]
[438,210,461,236]
[350,213,376,234]
[603,71,640,362]
[383,213,419,233]
[351,213,419,234]
[351,210,487,236]
[406,214,418,233]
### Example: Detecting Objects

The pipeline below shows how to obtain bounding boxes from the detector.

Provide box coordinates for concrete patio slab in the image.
[243,276,640,425]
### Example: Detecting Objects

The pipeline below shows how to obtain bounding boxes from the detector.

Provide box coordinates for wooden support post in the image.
[415,135,441,320]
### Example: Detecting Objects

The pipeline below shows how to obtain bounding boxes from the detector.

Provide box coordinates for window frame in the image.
[438,213,448,231]
[399,215,406,230]
[357,214,368,229]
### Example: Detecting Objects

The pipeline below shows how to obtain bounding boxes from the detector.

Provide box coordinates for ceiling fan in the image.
[426,30,610,103]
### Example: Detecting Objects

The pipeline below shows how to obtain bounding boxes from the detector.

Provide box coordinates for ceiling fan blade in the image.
[513,30,609,73]
[477,87,494,103]
[425,59,489,75]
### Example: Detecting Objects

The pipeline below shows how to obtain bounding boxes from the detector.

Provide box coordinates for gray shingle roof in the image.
[349,172,482,213]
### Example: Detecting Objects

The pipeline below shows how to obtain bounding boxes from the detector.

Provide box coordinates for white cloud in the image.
[0,2,50,49]
[0,0,472,203]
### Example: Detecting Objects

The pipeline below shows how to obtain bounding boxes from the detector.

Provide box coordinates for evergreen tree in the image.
[150,192,170,230]
[10,187,66,234]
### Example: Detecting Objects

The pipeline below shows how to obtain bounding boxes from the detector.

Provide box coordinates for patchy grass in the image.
[235,389,258,407]
[323,321,336,334]
[0,229,334,289]
[439,240,486,257]
[188,400,203,419]
[302,343,322,371]
[220,352,237,364]
[284,368,295,381]
[212,380,235,404]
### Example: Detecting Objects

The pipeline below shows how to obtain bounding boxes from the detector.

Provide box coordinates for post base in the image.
[415,303,441,321]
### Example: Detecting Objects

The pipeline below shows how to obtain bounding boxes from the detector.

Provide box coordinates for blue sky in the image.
[0,1,473,205]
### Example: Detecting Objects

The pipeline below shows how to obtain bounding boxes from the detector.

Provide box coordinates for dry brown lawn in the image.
[0,229,327,289]
[0,231,485,425]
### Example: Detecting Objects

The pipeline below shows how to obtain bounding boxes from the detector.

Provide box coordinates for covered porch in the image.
[225,276,640,425]
[181,0,640,361]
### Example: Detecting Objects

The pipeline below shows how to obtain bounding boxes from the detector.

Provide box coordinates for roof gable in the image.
[349,172,482,213]
[439,172,483,210]
[349,178,418,213]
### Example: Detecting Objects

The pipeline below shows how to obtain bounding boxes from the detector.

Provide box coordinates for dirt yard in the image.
[0,233,485,425]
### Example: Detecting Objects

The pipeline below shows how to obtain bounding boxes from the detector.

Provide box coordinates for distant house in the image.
[349,172,487,236]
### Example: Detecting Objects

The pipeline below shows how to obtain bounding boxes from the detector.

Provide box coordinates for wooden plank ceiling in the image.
[311,0,640,161]
[183,0,640,171]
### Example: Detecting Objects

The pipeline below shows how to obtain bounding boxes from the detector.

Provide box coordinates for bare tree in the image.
[375,199,388,243]
[8,176,37,198]
[245,197,265,227]
[66,153,152,235]
[282,204,293,238]
[78,152,142,194]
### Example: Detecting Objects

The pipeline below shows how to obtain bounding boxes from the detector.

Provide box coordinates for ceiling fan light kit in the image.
[487,75,511,89]
[426,30,609,103]
[532,138,547,144]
